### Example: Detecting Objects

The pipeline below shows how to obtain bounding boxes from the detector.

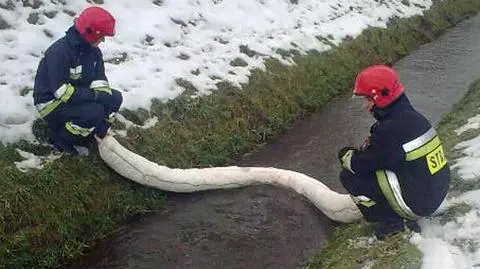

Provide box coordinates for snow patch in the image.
[14,148,62,172]
[452,135,480,180]
[455,113,480,135]
[0,0,432,144]
[348,236,377,249]
[414,112,480,269]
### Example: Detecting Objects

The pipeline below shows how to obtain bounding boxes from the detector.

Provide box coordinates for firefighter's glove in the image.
[338,147,356,174]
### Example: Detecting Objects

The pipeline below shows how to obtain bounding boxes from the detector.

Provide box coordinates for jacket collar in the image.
[66,26,92,51]
[371,94,412,120]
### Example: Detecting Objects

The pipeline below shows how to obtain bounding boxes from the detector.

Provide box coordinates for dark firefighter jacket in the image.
[350,94,450,217]
[33,26,109,118]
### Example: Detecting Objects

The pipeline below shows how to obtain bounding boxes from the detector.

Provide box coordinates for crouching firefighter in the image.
[338,64,450,239]
[33,6,122,154]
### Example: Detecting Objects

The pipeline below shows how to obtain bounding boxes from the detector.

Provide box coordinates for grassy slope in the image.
[305,77,480,269]
[2,0,480,268]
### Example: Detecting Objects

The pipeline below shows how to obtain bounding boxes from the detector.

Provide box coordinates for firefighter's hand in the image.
[338,147,356,173]
[338,146,356,160]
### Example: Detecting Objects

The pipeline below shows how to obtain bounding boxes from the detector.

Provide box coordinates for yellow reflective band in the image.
[341,149,355,173]
[93,86,112,95]
[65,121,95,137]
[405,136,441,161]
[350,195,377,207]
[38,99,61,118]
[376,170,419,220]
[70,65,82,80]
[426,144,447,174]
[359,200,376,208]
[351,195,376,208]
[54,84,75,103]
[37,84,75,118]
[54,84,67,99]
[59,84,75,103]
[90,80,110,89]
[403,128,437,152]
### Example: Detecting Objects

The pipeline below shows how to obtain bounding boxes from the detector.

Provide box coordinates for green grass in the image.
[0,149,166,269]
[2,0,480,268]
[306,222,422,269]
[305,74,480,269]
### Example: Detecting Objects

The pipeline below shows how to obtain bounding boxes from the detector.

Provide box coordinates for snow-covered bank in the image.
[0,0,432,143]
[414,115,480,269]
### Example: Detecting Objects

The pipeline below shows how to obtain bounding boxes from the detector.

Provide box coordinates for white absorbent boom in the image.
[97,135,363,223]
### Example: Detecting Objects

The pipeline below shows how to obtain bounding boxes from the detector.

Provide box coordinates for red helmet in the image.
[353,64,404,108]
[74,6,116,44]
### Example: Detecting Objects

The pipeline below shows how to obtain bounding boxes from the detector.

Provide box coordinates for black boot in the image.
[48,137,78,155]
[374,219,405,240]
[405,220,421,233]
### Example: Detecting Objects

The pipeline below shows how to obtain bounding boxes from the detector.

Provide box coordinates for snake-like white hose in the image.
[98,135,363,223]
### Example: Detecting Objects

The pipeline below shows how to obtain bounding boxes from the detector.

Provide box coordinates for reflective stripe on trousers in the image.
[376,170,420,220]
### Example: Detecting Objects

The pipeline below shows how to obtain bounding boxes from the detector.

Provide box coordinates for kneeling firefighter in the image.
[338,64,450,239]
[33,6,123,154]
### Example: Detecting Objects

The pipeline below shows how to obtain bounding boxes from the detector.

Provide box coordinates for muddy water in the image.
[67,14,480,269]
